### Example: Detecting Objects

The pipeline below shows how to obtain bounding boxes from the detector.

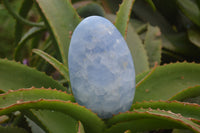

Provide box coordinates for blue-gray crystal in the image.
[68,16,135,119]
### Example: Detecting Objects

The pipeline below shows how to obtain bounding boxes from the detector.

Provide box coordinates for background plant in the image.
[0,0,200,133]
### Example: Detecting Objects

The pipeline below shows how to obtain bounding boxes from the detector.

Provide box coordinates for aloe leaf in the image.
[164,33,200,57]
[14,27,46,61]
[14,0,33,45]
[132,0,174,34]
[0,88,75,105]
[145,0,156,11]
[136,64,157,87]
[172,129,193,133]
[2,0,44,27]
[115,0,135,38]
[0,100,105,133]
[28,109,78,133]
[126,22,149,75]
[177,0,200,26]
[0,126,28,133]
[131,101,200,120]
[144,24,162,67]
[0,59,66,92]
[169,86,200,101]
[134,63,200,102]
[188,28,200,48]
[76,2,105,18]
[32,49,69,81]
[34,0,81,65]
[26,117,45,133]
[77,121,85,133]
[105,108,200,133]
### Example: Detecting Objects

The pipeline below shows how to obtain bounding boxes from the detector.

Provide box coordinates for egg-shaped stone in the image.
[68,16,135,119]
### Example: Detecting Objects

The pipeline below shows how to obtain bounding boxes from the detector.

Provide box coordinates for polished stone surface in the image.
[68,16,135,119]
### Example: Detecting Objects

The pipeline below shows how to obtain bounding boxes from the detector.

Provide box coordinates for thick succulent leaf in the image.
[136,64,157,86]
[172,129,193,133]
[129,19,147,34]
[0,100,105,133]
[163,33,200,57]
[105,109,200,133]
[14,0,33,44]
[183,96,200,105]
[29,109,78,133]
[32,49,69,81]
[34,0,81,65]
[115,0,135,38]
[144,24,162,67]
[134,63,200,102]
[0,88,75,105]
[14,27,46,61]
[132,0,174,34]
[0,126,28,133]
[170,86,200,101]
[2,0,44,27]
[0,59,66,92]
[77,121,85,133]
[177,0,200,26]
[76,2,105,18]
[126,22,149,75]
[145,0,156,10]
[131,101,200,120]
[188,28,200,48]
[26,117,45,133]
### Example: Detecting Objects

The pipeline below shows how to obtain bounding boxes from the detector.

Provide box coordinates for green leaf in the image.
[32,49,69,81]
[172,129,193,133]
[145,0,156,11]
[0,59,66,92]
[115,0,135,38]
[134,63,200,102]
[131,101,200,120]
[170,86,200,101]
[132,0,174,34]
[177,0,200,26]
[2,0,44,27]
[0,88,75,105]
[0,100,105,133]
[26,117,45,133]
[105,108,200,133]
[14,0,33,45]
[136,64,157,87]
[0,126,28,133]
[77,121,85,133]
[29,109,78,133]
[126,21,149,75]
[34,0,81,65]
[144,24,162,67]
[188,28,200,48]
[76,2,105,18]
[163,33,200,57]
[14,27,46,61]
[196,0,200,10]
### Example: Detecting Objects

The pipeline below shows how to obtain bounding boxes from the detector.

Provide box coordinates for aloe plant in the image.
[0,0,200,133]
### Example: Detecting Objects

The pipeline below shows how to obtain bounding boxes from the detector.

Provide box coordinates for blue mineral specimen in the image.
[68,16,135,119]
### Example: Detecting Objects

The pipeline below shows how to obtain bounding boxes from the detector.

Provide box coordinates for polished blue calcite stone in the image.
[68,16,135,119]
